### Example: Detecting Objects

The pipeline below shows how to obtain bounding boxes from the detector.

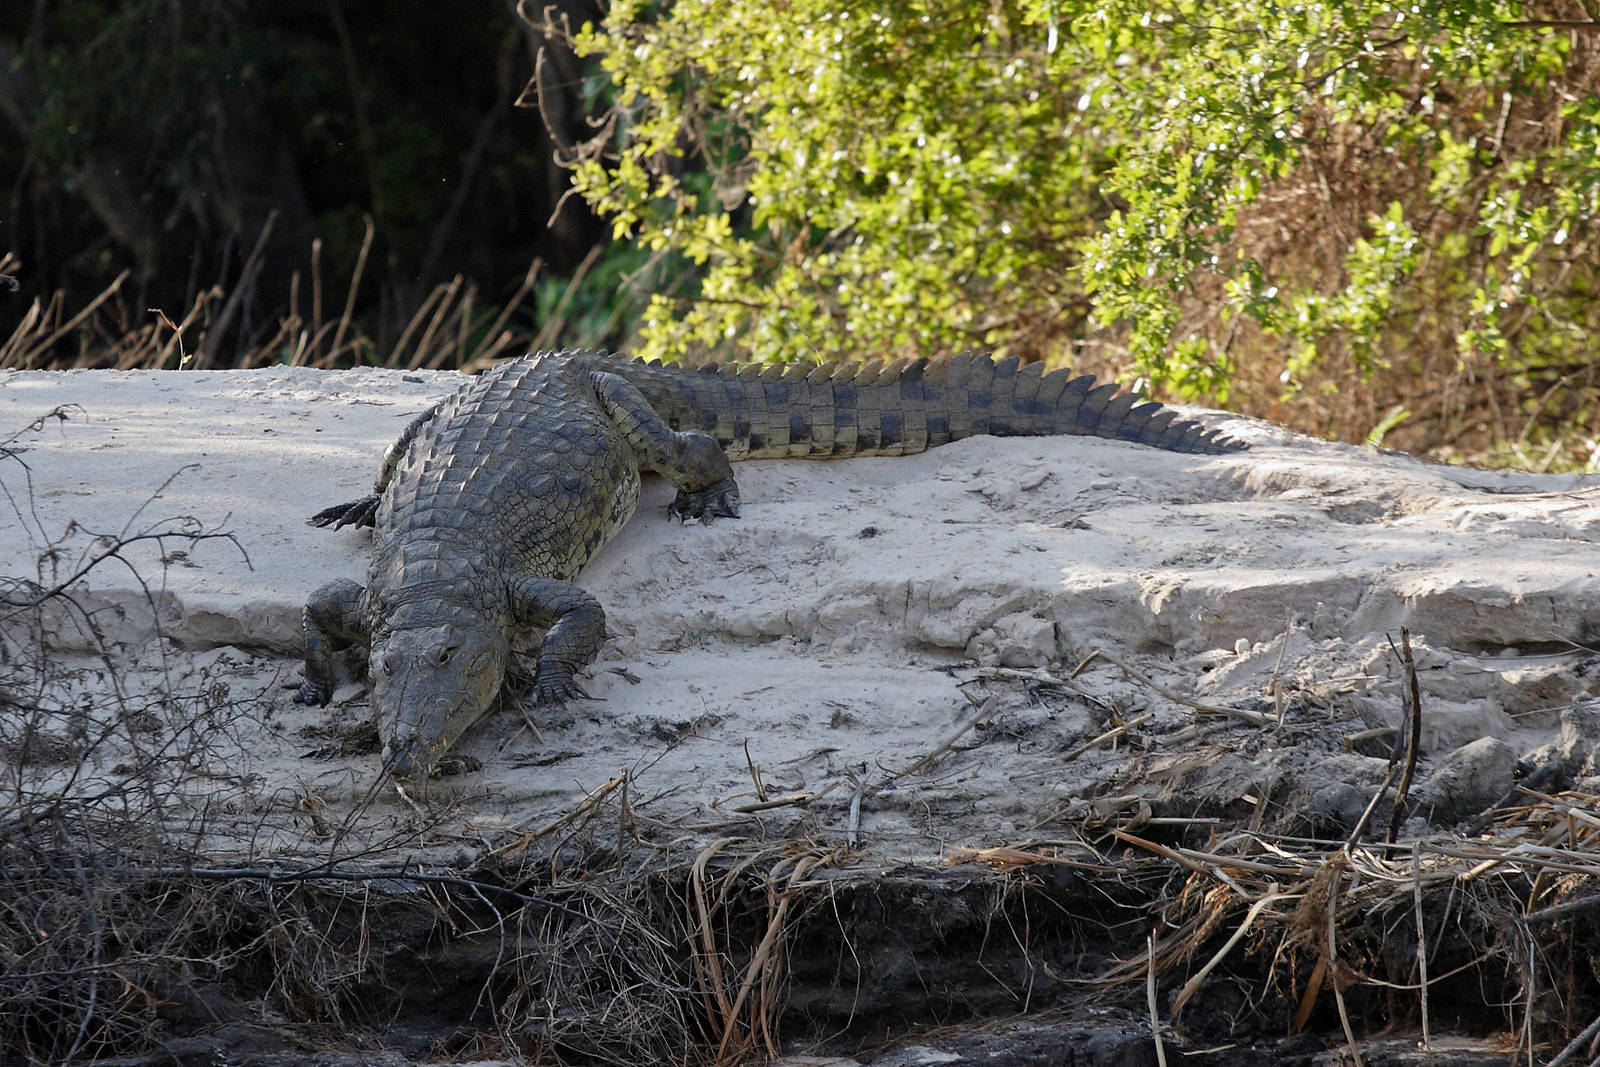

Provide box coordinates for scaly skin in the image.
[296,350,1243,777]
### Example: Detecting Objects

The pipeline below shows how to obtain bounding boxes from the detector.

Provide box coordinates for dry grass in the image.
[946,644,1600,1061]
[940,787,1600,1062]
[0,222,604,373]
[0,777,827,1065]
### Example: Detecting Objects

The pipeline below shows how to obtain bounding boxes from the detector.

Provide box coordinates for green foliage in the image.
[571,0,1600,461]
[1366,404,1411,449]
[1071,1,1564,388]
[571,1,1105,363]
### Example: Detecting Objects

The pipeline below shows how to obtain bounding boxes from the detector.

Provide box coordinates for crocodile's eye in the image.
[376,647,395,677]
[434,644,458,668]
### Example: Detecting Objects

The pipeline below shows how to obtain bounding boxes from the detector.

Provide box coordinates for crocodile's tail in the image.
[604,352,1245,459]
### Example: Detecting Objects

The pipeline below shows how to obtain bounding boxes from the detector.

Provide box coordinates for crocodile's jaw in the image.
[371,620,508,778]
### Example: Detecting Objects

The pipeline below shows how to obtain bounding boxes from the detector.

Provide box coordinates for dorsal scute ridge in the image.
[852,359,884,383]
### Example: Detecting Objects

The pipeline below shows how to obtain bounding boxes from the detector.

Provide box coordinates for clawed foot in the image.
[293,679,332,707]
[508,655,592,708]
[429,754,482,778]
[532,670,592,705]
[669,478,740,522]
[308,495,380,530]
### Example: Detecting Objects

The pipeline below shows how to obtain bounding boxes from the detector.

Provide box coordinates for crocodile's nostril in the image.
[388,738,422,778]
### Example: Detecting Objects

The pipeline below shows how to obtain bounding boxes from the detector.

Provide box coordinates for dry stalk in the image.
[689,838,743,1043]
[328,215,373,362]
[3,214,556,374]
[1324,856,1365,1067]
[462,256,544,371]
[1073,649,1277,727]
[1409,842,1430,1050]
[1148,933,1168,1067]
[1170,889,1299,1016]
[1093,777,1600,1054]
[971,664,1118,715]
[387,273,454,367]
[731,792,815,814]
[1062,712,1155,761]
[411,274,463,369]
[943,845,1115,874]
[6,270,130,368]
[1384,628,1423,845]
[899,692,999,777]
[682,838,841,1065]
[499,875,694,1065]
[194,212,278,369]
[1548,1012,1600,1067]
[527,244,605,355]
[484,772,629,861]
[712,849,832,1063]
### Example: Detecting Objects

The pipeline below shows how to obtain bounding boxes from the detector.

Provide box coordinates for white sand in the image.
[5,365,1599,864]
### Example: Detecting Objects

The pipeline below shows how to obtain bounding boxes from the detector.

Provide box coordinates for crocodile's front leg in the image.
[590,372,741,520]
[512,576,607,703]
[294,578,367,706]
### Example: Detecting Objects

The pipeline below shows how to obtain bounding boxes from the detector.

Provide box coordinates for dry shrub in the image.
[1085,788,1600,1055]
[0,411,385,1061]
[482,817,829,1065]
[0,823,210,1062]
[0,468,285,1061]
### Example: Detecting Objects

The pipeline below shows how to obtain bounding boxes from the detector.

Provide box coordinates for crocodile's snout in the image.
[374,622,506,778]
[386,733,431,778]
[384,690,479,779]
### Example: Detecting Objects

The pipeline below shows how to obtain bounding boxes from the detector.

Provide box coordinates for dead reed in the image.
[0,225,620,372]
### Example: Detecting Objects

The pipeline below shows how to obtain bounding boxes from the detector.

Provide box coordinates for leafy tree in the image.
[569,1,1103,363]
[569,0,1600,463]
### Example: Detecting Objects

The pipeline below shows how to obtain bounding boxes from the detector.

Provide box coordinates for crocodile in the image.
[295,349,1245,776]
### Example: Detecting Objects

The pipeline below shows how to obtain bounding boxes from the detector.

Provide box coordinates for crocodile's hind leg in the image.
[589,372,741,520]
[308,401,445,529]
[294,578,367,706]
[511,576,606,703]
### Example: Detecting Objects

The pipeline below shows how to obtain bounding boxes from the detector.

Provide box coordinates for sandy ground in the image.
[6,364,1600,867]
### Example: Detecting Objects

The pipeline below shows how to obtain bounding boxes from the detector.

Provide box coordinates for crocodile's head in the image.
[370,615,509,778]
